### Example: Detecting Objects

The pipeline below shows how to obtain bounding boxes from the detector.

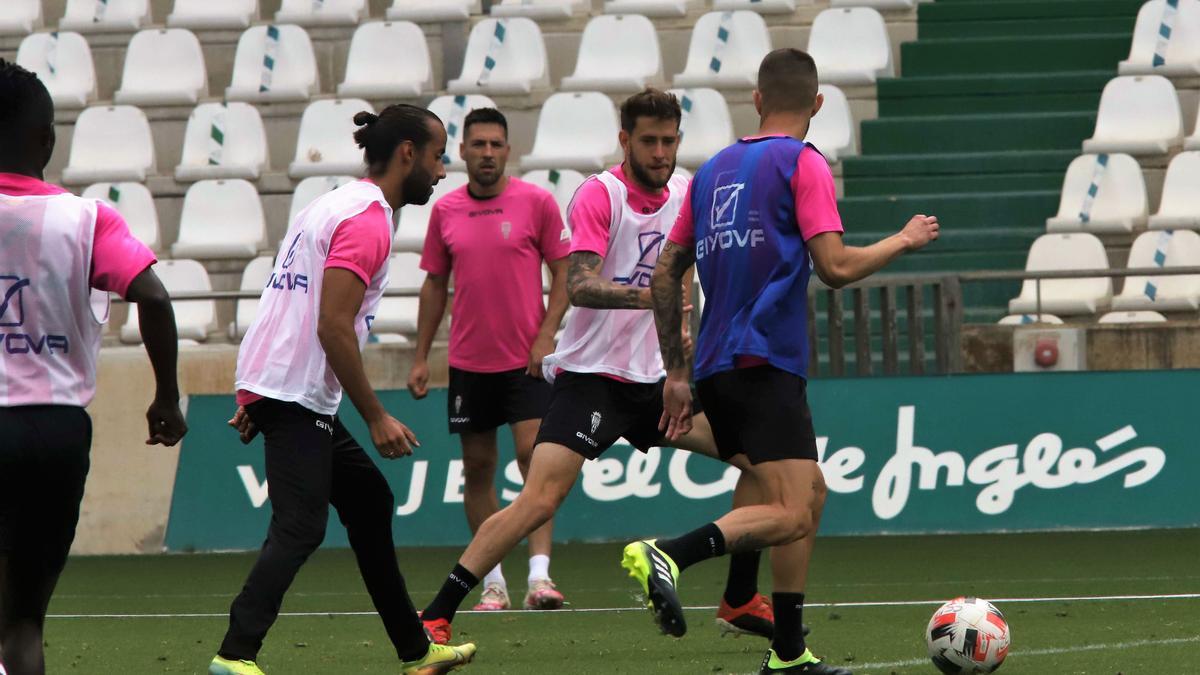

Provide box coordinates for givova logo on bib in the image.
[0,276,70,355]
[698,181,765,260]
[0,276,30,327]
[711,183,744,229]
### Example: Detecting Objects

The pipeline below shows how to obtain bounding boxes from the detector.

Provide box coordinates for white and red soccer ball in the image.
[926,596,1011,674]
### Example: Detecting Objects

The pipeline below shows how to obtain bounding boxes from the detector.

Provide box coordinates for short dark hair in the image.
[353,104,442,173]
[462,107,508,140]
[0,58,54,165]
[619,88,681,134]
[757,48,820,116]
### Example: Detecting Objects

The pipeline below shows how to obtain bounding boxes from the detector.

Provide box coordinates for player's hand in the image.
[369,414,420,459]
[527,334,555,380]
[658,375,694,442]
[901,214,939,251]
[227,405,259,444]
[407,359,430,399]
[146,397,187,446]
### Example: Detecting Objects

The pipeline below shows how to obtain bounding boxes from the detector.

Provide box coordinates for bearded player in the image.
[418,88,778,645]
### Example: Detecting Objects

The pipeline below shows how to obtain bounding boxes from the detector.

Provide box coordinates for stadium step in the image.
[841,150,1079,197]
[877,71,1112,116]
[901,34,1133,76]
[918,0,1143,40]
[859,112,1096,154]
[839,190,1059,232]
[847,226,1043,253]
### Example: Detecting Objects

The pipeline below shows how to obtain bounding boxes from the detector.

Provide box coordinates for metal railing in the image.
[122,266,1200,378]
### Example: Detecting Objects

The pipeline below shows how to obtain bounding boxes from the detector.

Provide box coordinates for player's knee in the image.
[780,506,814,543]
[462,457,498,489]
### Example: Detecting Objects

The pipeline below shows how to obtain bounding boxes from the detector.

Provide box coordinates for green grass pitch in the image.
[44,529,1199,674]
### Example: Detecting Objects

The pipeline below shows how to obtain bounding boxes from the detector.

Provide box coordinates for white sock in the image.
[483,564,505,589]
[528,554,551,583]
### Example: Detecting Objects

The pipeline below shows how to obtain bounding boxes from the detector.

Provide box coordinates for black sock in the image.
[421,564,479,623]
[723,550,761,608]
[772,592,806,662]
[655,523,726,572]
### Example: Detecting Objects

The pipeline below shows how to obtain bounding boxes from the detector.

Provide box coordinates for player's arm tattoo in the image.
[566,251,649,309]
[651,241,697,372]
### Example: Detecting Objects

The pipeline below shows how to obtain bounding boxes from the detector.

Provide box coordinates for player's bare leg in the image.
[421,443,583,640]
[460,430,510,610]
[666,414,779,639]
[460,430,501,534]
[510,419,563,609]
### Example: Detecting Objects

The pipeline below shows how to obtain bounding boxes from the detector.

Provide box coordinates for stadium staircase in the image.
[814,0,1144,374]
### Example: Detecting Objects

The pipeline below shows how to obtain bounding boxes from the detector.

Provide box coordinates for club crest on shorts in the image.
[500,221,512,239]
[590,411,602,434]
[455,395,463,414]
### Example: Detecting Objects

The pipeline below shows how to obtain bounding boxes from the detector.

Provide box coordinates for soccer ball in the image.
[925,596,1011,674]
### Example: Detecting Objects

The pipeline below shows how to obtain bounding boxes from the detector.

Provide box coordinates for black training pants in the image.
[218,398,428,662]
[0,405,92,675]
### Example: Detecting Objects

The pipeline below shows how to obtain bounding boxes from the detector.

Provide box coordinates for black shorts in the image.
[448,366,552,434]
[0,405,92,565]
[535,371,704,460]
[696,365,819,465]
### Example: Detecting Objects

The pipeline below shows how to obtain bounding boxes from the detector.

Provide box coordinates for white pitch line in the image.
[46,592,1200,619]
[851,635,1200,671]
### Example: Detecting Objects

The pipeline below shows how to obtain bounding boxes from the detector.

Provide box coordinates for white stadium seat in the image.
[1083,76,1183,156]
[1119,0,1200,76]
[997,314,1064,325]
[603,0,687,17]
[1008,234,1112,315]
[81,182,161,251]
[806,84,858,163]
[387,0,478,22]
[561,15,662,94]
[289,99,372,179]
[289,176,356,226]
[60,0,149,32]
[1045,154,1147,233]
[449,18,549,95]
[275,0,365,26]
[1149,152,1200,230]
[491,0,585,19]
[830,0,915,9]
[176,103,270,182]
[62,106,155,185]
[230,256,275,340]
[521,92,620,172]
[427,94,499,172]
[809,7,894,85]
[671,88,734,168]
[168,0,258,30]
[674,11,772,89]
[1112,230,1200,311]
[0,0,42,35]
[16,32,96,109]
[121,259,215,343]
[226,25,319,103]
[394,172,469,252]
[372,253,425,334]
[171,180,266,260]
[339,22,433,99]
[521,169,585,223]
[714,0,796,13]
[114,29,208,106]
[1098,310,1168,323]
[60,0,148,32]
